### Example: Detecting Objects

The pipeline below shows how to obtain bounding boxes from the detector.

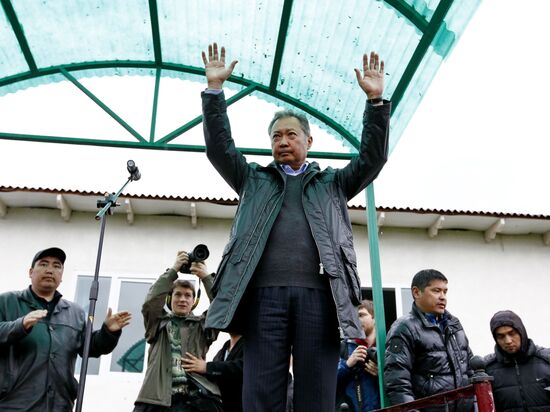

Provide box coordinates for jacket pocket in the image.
[0,372,11,401]
[420,374,435,397]
[212,238,237,296]
[340,245,361,305]
[0,346,15,400]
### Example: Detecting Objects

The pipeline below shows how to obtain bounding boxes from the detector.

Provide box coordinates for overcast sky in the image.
[1,0,549,216]
[374,0,550,215]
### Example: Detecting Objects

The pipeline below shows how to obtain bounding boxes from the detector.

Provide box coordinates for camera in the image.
[358,347,377,366]
[367,347,377,364]
[179,244,210,274]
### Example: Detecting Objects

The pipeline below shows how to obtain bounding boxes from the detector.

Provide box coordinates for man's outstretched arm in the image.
[201,42,248,193]
[339,51,390,198]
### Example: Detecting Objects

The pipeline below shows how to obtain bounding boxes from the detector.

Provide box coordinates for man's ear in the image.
[412,286,421,300]
[307,135,313,150]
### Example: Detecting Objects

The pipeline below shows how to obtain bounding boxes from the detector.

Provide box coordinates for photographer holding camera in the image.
[336,300,380,412]
[133,247,223,412]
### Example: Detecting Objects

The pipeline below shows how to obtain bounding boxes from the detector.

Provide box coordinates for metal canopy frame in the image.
[0,0,476,159]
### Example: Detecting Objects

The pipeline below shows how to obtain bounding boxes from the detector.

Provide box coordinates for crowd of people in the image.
[2,247,548,411]
[1,43,549,411]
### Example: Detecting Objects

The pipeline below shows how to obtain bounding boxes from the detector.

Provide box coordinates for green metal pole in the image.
[365,182,387,407]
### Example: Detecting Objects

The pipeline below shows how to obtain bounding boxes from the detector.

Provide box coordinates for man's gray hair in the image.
[268,109,311,137]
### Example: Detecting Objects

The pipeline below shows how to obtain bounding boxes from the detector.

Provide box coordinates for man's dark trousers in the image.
[242,286,340,411]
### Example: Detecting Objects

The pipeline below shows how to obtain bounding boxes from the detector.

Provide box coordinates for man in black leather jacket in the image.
[484,310,550,411]
[384,269,473,411]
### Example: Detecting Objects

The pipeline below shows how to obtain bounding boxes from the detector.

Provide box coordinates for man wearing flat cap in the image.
[0,247,132,411]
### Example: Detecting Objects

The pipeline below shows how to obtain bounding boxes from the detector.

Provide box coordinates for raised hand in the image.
[171,250,189,273]
[354,51,385,99]
[201,42,238,90]
[104,308,132,332]
[189,261,209,279]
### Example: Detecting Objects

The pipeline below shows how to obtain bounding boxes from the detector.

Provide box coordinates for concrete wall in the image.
[1,207,549,410]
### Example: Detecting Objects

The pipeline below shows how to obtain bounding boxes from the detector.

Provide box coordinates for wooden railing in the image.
[372,376,495,412]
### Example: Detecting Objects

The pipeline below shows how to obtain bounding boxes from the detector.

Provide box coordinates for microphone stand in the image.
[75,162,140,412]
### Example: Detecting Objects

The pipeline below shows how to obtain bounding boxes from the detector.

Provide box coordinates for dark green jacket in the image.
[135,269,218,407]
[202,91,390,338]
[0,287,120,412]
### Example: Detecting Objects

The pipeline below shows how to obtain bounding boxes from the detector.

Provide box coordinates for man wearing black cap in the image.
[0,247,132,411]
[484,310,550,411]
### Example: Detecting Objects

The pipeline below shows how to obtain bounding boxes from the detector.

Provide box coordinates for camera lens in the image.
[192,244,210,261]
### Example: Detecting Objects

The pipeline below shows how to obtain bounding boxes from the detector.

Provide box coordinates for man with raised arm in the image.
[201,43,390,411]
[133,250,221,412]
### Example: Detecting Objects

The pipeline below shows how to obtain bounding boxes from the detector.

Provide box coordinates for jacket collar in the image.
[411,302,458,330]
[20,286,69,314]
[264,160,320,180]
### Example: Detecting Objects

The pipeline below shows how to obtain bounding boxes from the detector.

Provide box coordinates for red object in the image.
[372,379,495,412]
[474,381,495,412]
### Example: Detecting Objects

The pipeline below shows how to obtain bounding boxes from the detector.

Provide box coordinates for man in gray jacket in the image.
[384,269,473,411]
[0,246,131,412]
[201,43,390,411]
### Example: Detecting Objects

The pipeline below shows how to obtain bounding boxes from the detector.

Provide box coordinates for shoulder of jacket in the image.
[484,353,497,367]
[0,289,21,299]
[387,314,417,339]
[534,346,550,363]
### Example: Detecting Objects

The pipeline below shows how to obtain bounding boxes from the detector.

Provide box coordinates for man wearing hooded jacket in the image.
[484,310,550,411]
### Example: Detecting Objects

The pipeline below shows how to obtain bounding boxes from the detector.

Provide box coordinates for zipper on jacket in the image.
[301,173,348,336]
[299,171,327,279]
[222,180,286,324]
[514,359,529,411]
[450,332,466,387]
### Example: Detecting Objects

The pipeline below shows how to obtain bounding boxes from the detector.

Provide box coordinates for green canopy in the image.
[1,0,481,156]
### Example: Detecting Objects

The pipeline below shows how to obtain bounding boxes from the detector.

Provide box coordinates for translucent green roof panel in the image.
[11,0,154,66]
[0,0,482,156]
[0,2,29,77]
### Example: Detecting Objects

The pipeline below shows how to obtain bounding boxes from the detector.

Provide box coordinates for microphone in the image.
[126,160,141,181]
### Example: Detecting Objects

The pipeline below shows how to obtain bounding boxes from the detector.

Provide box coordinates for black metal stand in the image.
[75,162,139,412]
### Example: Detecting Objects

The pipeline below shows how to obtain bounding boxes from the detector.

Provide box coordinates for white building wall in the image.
[1,207,549,410]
